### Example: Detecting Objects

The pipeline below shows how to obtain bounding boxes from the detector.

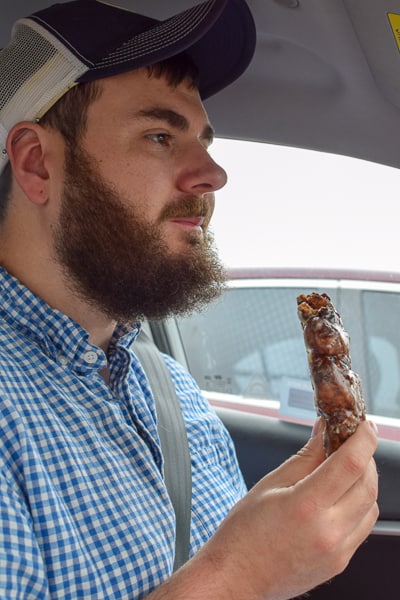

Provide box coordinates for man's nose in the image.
[176,146,228,195]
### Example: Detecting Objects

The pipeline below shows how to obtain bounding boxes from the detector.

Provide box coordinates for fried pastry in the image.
[297,292,366,456]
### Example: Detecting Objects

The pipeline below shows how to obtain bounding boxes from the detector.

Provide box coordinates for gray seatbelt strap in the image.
[134,330,192,572]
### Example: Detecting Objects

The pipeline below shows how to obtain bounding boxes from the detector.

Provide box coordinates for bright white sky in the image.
[209,138,400,272]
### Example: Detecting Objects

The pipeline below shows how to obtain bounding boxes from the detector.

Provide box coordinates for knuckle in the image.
[313,530,350,575]
[371,501,380,523]
[342,451,365,478]
[366,478,379,505]
[331,553,351,577]
[295,494,319,523]
[363,460,379,504]
[314,528,342,557]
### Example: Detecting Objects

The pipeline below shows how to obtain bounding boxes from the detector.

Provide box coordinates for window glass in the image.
[363,290,400,418]
[178,285,332,399]
[177,284,400,422]
[208,139,400,271]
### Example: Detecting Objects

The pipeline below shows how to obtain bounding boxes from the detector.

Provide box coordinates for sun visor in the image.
[343,0,400,110]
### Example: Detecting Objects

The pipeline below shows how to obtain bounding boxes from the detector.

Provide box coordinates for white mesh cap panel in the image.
[0,19,88,172]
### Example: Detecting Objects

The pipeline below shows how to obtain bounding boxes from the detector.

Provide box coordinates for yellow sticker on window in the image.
[388,13,400,51]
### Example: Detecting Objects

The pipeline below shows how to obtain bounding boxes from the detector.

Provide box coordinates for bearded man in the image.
[0,2,378,599]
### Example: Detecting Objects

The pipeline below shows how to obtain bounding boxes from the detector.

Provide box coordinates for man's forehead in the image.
[89,69,212,130]
[98,66,199,96]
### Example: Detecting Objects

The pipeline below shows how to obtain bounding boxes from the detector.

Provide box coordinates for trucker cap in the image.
[0,0,256,173]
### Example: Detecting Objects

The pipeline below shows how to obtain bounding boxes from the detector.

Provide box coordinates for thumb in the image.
[261,418,326,490]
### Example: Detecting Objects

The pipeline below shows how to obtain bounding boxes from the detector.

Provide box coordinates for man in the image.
[0,1,379,599]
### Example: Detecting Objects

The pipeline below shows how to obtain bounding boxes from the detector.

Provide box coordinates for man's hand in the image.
[150,418,378,600]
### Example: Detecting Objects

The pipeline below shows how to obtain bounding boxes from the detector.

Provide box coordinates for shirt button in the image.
[59,356,68,367]
[84,351,99,364]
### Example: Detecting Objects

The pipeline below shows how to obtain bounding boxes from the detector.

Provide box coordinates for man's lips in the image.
[169,216,206,229]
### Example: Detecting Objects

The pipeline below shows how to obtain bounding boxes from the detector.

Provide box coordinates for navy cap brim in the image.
[31,0,256,99]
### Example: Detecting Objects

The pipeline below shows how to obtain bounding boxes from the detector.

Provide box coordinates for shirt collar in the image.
[0,267,141,373]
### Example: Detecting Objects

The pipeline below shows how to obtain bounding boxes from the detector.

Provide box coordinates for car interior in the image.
[2,1,400,598]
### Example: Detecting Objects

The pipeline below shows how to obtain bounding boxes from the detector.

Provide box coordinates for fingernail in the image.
[368,420,379,436]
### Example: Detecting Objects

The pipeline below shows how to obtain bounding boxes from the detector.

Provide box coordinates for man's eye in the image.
[147,133,172,146]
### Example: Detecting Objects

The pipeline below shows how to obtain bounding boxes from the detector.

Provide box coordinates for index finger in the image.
[300,420,378,508]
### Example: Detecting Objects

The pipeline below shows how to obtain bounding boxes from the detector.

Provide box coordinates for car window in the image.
[176,138,400,440]
[177,282,400,418]
[363,289,400,417]
[207,138,400,272]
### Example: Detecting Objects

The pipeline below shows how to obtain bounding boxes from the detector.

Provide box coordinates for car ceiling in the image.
[2,0,400,168]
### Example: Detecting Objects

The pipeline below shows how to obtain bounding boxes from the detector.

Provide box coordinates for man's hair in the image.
[0,53,199,221]
[0,161,12,222]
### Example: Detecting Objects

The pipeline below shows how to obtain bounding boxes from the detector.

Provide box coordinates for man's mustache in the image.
[160,196,211,221]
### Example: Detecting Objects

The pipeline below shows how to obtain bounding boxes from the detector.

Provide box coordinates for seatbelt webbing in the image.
[134,331,192,572]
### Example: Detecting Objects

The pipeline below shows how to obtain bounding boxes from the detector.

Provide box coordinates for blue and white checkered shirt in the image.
[0,268,246,598]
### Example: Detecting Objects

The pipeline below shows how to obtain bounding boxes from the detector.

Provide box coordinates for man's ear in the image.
[6,122,50,205]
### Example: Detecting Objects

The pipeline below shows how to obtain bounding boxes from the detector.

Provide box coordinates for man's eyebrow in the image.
[136,107,215,144]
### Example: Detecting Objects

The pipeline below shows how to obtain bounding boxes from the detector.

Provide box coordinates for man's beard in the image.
[53,145,226,322]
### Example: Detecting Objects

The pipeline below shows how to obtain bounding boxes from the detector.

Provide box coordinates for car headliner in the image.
[2,0,400,168]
